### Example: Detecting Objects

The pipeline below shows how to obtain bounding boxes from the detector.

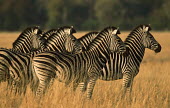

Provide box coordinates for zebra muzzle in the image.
[155,44,161,53]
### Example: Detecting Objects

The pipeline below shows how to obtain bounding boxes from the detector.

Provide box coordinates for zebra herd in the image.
[0,24,161,100]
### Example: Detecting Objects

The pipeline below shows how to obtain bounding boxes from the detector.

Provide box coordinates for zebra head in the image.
[12,26,45,53]
[31,33,46,51]
[30,26,46,51]
[108,27,127,54]
[65,34,83,54]
[62,26,83,54]
[142,25,161,53]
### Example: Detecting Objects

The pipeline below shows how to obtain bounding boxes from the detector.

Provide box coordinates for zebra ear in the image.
[34,26,40,34]
[34,29,38,34]
[148,24,152,31]
[35,26,40,28]
[117,27,121,34]
[112,29,118,35]
[112,28,120,35]
[145,27,149,31]
[70,26,76,34]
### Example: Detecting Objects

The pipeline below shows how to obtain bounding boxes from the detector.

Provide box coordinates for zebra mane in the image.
[42,29,58,40]
[135,24,152,31]
[124,24,152,43]
[78,31,99,41]
[12,26,42,47]
[86,26,120,51]
[78,32,99,50]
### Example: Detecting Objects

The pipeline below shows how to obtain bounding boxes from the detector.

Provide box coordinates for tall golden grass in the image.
[0,31,169,108]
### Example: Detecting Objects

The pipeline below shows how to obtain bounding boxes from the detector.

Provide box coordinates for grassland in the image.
[0,31,169,108]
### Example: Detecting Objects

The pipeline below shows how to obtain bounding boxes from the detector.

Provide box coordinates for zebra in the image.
[0,26,46,94]
[29,26,83,92]
[47,31,100,88]
[77,24,162,98]
[0,26,44,83]
[0,48,33,94]
[3,26,83,95]
[12,26,45,53]
[32,26,128,99]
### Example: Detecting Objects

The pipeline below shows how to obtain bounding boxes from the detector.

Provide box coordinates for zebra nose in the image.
[155,44,161,53]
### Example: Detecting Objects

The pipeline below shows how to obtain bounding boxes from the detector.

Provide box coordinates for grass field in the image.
[0,31,169,108]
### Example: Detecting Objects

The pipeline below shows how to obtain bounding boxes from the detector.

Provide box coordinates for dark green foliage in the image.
[0,0,169,31]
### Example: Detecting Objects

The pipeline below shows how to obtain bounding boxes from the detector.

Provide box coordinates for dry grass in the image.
[0,31,169,108]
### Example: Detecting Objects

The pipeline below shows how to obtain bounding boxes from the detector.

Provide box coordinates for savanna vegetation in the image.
[0,31,169,108]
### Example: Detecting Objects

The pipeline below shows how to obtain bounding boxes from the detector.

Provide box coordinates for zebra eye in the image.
[117,39,121,42]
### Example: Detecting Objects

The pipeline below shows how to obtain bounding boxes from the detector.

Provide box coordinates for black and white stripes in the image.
[76,25,161,98]
[12,26,44,53]
[32,26,127,99]
[0,24,162,100]
[0,26,83,95]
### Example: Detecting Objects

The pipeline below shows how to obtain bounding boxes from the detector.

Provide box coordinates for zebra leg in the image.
[48,78,55,89]
[36,81,46,97]
[86,77,97,99]
[36,77,51,98]
[9,80,20,95]
[9,69,22,95]
[78,80,88,93]
[72,81,79,92]
[122,72,134,98]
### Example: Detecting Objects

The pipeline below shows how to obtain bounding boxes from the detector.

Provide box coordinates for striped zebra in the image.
[47,31,100,89]
[78,24,162,97]
[0,48,33,94]
[0,26,46,94]
[42,29,58,40]
[32,26,128,99]
[12,26,45,53]
[4,26,83,95]
[0,26,44,83]
[30,26,83,92]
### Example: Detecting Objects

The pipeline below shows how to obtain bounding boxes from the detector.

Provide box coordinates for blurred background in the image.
[0,0,170,31]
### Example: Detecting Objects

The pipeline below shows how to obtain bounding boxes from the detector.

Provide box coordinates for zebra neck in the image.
[78,33,98,50]
[125,36,145,66]
[45,33,66,52]
[86,35,111,63]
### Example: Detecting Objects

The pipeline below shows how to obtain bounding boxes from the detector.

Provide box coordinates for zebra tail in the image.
[30,59,39,94]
